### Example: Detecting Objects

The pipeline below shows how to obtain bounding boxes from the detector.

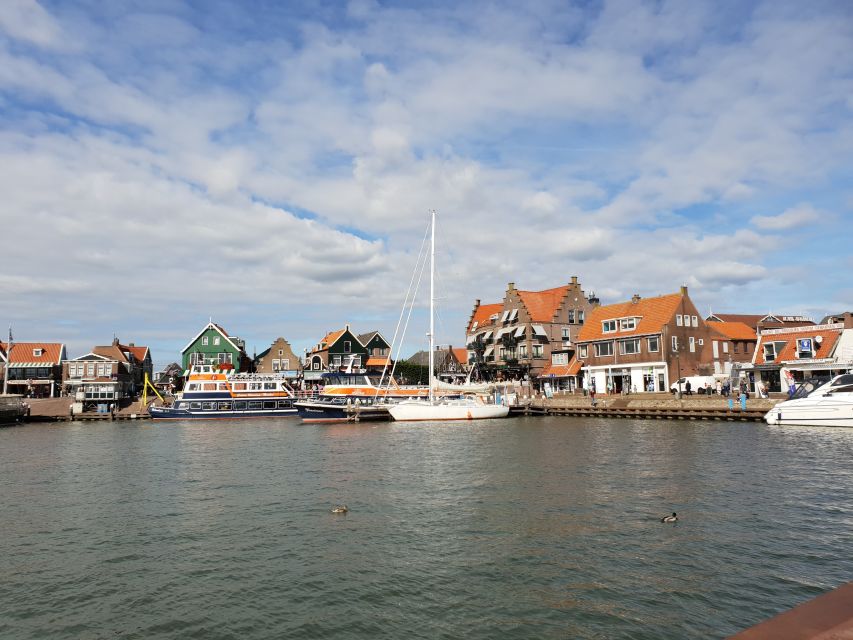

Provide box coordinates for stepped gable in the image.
[706,321,757,341]
[577,293,684,342]
[516,284,571,322]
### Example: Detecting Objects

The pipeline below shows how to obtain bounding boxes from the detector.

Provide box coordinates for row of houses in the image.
[464,277,853,394]
[4,282,850,400]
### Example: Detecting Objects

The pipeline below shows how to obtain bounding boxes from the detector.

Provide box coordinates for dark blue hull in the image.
[295,400,390,423]
[149,400,298,420]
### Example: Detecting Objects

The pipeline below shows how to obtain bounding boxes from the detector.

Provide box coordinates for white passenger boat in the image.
[764,374,853,427]
[149,364,298,419]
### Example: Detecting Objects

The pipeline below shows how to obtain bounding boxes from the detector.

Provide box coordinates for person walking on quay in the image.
[685,380,692,395]
[590,384,597,407]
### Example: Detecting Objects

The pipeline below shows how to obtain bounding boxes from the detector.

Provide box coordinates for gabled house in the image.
[63,338,153,403]
[154,362,184,393]
[705,313,815,333]
[304,325,369,379]
[705,321,757,376]
[1,342,66,397]
[539,352,583,392]
[358,331,393,373]
[407,345,466,382]
[0,342,6,385]
[466,276,598,380]
[255,337,303,377]
[752,322,847,392]
[576,286,715,394]
[181,321,249,372]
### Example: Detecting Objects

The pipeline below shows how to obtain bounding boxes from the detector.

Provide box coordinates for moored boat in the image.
[764,373,853,427]
[148,365,300,419]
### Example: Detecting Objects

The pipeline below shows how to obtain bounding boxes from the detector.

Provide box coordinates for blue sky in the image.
[1,0,851,369]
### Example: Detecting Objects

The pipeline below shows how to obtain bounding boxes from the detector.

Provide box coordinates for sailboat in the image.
[387,211,509,422]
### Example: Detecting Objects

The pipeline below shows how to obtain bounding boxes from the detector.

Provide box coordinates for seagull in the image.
[661,512,677,523]
[331,505,348,514]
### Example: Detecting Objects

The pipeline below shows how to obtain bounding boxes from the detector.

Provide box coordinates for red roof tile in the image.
[451,348,468,364]
[468,303,503,333]
[706,321,757,341]
[517,285,570,323]
[5,342,65,364]
[539,355,582,378]
[756,327,841,364]
[311,329,346,353]
[577,293,683,342]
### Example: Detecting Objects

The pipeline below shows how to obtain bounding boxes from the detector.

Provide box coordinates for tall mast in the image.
[428,210,435,404]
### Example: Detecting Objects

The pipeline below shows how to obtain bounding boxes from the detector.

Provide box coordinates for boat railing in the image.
[292,390,320,400]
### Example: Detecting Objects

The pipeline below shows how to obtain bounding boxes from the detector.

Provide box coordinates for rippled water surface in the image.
[2,417,853,639]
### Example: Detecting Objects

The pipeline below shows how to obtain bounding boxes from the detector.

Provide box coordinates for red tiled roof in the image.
[577,293,683,342]
[539,355,582,378]
[468,303,503,333]
[756,328,842,364]
[311,329,346,353]
[451,348,468,364]
[5,342,64,364]
[517,285,570,323]
[706,321,757,341]
[93,345,130,363]
[122,344,149,362]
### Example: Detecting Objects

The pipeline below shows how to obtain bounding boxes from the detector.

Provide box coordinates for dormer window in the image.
[764,341,784,361]
[603,320,617,333]
[472,321,479,330]
[796,338,814,359]
[33,348,43,357]
[489,314,499,322]
[619,317,637,331]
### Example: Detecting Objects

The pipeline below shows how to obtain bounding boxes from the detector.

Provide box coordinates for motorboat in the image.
[764,373,853,427]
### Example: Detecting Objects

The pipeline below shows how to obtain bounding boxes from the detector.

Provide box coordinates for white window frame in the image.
[561,326,570,339]
[689,336,696,353]
[620,339,640,355]
[672,336,678,351]
[595,342,614,357]
[282,359,290,370]
[676,315,683,326]
[532,344,544,358]
[692,315,698,327]
[620,317,637,331]
[647,336,659,352]
[33,348,43,357]
[602,320,617,333]
[214,336,221,346]
[579,345,588,359]
[764,343,776,360]
[723,342,729,354]
[578,310,585,324]
[202,336,209,345]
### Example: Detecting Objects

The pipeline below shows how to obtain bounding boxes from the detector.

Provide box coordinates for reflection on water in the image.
[1,418,853,639]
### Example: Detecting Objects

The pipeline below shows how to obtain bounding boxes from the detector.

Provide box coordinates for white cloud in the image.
[751,204,822,230]
[0,0,63,48]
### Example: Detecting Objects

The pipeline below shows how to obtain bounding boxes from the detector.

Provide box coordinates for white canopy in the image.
[514,326,526,338]
[532,324,548,336]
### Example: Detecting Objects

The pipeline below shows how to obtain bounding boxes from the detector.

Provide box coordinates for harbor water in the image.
[2,417,852,639]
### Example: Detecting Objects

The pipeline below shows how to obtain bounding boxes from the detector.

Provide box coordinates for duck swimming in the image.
[661,512,677,523]
[331,505,348,514]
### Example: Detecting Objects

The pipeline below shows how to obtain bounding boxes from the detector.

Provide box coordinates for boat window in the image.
[234,401,247,410]
[233,383,246,391]
[187,384,198,391]
[831,374,853,388]
[218,402,232,411]
[277,400,291,409]
[264,382,277,390]
[250,382,262,391]
[218,383,229,391]
[263,401,276,409]
[203,383,216,391]
[202,402,216,410]
[248,401,263,409]
[190,402,202,409]
[368,376,383,386]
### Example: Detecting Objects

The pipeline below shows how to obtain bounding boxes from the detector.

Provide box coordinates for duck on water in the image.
[661,512,677,523]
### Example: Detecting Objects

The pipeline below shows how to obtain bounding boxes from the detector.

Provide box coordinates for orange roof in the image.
[4,342,65,364]
[707,321,756,341]
[540,355,582,378]
[517,285,570,323]
[451,348,468,364]
[93,345,130,363]
[756,327,841,365]
[366,356,390,367]
[468,303,503,333]
[121,344,149,362]
[312,329,346,353]
[577,293,683,342]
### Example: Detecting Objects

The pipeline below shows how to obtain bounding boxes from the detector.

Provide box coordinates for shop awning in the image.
[483,346,494,357]
[532,325,547,336]
[514,326,526,338]
[509,309,519,321]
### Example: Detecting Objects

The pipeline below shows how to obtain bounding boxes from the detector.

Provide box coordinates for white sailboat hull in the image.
[388,401,509,421]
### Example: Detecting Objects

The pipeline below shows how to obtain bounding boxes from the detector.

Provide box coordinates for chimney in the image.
[588,291,600,305]
[570,276,578,285]
[631,294,641,304]
[129,342,135,347]
[476,298,481,306]
[680,285,688,296]
[508,282,515,291]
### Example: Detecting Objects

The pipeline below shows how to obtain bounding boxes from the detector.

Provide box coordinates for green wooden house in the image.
[181,321,249,372]
[305,325,370,374]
